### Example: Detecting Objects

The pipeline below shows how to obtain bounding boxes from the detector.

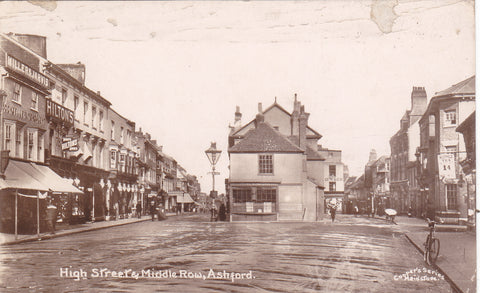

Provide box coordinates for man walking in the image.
[136,201,142,219]
[149,201,156,221]
[329,204,337,223]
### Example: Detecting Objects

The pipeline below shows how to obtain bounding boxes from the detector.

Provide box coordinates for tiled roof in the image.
[435,75,475,97]
[229,122,304,153]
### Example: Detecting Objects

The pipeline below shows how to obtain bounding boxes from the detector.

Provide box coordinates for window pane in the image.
[259,155,273,174]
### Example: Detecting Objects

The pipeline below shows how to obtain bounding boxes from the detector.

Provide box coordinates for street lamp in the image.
[205,142,221,197]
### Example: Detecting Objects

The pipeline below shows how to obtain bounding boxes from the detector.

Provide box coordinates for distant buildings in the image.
[389,87,427,215]
[0,32,201,233]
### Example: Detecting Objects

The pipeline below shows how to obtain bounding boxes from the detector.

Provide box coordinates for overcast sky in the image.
[0,1,475,193]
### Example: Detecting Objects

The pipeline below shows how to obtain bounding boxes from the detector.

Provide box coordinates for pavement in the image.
[393,216,476,293]
[0,212,178,245]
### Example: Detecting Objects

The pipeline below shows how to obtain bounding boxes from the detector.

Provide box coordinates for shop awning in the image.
[0,160,82,194]
[28,163,83,194]
[0,160,49,191]
[176,193,194,204]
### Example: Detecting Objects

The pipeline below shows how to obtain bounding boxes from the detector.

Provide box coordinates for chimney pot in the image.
[258,102,262,113]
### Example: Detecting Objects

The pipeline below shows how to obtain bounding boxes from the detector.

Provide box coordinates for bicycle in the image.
[424,218,440,265]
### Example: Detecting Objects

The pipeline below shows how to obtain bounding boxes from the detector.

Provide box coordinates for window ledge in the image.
[30,108,38,112]
[12,100,21,106]
[83,123,89,127]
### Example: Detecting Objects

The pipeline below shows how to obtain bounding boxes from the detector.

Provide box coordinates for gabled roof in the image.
[435,75,475,97]
[228,122,304,153]
[230,102,322,139]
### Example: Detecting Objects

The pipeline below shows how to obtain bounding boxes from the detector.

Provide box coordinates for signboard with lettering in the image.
[62,137,79,152]
[438,153,456,179]
[6,55,49,88]
[46,99,74,126]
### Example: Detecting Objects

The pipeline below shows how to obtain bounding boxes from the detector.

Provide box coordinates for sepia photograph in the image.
[0,0,476,292]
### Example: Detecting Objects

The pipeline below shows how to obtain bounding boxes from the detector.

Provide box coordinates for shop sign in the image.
[6,55,49,88]
[2,103,46,126]
[62,137,79,152]
[325,176,344,182]
[438,153,456,179]
[46,99,74,126]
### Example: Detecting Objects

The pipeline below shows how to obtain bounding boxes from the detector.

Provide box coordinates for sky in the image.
[0,0,475,194]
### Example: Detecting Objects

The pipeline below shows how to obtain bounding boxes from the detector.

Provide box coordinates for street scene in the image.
[0,214,453,292]
[0,1,476,292]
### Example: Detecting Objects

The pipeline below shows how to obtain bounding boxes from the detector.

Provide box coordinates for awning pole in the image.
[37,191,40,238]
[92,186,95,222]
[15,189,18,240]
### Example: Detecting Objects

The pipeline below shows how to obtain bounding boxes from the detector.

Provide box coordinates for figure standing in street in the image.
[136,201,142,218]
[150,201,156,221]
[354,205,359,217]
[329,205,336,223]
[46,201,58,234]
[218,203,226,221]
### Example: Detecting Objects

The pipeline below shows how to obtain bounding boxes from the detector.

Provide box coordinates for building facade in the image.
[317,146,345,213]
[227,97,326,222]
[418,76,475,222]
[389,86,427,215]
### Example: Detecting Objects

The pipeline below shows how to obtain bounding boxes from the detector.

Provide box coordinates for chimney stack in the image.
[298,105,309,150]
[255,103,264,128]
[291,94,300,137]
[368,149,377,162]
[410,86,427,117]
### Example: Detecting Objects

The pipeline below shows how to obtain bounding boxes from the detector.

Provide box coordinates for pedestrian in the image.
[46,201,58,234]
[218,203,226,221]
[136,201,142,219]
[150,201,156,221]
[354,205,359,217]
[329,205,336,223]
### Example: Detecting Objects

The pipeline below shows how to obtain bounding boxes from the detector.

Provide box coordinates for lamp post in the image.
[204,142,221,197]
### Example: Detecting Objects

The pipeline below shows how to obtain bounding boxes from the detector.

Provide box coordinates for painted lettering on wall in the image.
[2,103,46,126]
[6,55,49,88]
[46,99,74,126]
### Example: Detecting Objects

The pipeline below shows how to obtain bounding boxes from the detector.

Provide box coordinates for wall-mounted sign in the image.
[46,99,74,126]
[438,153,456,179]
[2,103,46,126]
[62,137,79,152]
[6,55,49,88]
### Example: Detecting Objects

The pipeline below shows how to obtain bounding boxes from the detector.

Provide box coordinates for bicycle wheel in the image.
[424,235,431,263]
[428,238,440,265]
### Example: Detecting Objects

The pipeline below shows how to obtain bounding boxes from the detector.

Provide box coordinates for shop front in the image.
[0,158,83,235]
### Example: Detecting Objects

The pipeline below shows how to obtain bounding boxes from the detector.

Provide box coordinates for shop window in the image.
[446,184,457,210]
[444,110,456,126]
[259,154,273,174]
[233,189,252,203]
[12,82,21,104]
[256,188,276,202]
[31,92,38,111]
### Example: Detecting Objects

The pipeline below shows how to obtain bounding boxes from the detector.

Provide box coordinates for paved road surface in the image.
[0,214,453,292]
